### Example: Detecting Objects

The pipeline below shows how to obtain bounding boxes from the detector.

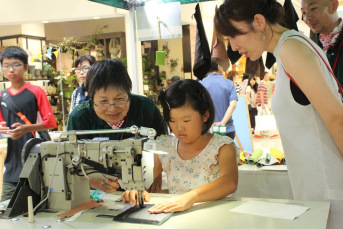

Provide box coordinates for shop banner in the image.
[90,0,213,9]
[136,2,182,41]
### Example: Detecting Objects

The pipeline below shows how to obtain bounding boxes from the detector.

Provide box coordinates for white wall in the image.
[0,0,121,25]
[21,23,45,37]
[44,17,126,41]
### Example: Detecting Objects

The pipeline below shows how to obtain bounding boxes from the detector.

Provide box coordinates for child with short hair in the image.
[122,79,238,213]
[0,46,57,201]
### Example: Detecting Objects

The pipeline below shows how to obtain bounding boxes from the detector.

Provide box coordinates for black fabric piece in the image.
[226,43,242,64]
[113,204,172,225]
[283,0,299,31]
[290,80,310,106]
[193,3,211,80]
[265,52,277,69]
[266,0,299,69]
[245,57,265,77]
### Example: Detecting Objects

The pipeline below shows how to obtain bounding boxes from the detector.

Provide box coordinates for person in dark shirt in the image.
[301,0,343,87]
[69,55,96,113]
[67,58,167,192]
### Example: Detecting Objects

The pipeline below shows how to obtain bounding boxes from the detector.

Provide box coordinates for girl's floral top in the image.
[157,134,238,194]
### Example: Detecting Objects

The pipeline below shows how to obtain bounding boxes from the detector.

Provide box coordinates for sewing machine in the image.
[1,126,159,218]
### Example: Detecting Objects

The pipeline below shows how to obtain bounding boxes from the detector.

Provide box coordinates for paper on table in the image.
[230,201,309,220]
[260,164,288,171]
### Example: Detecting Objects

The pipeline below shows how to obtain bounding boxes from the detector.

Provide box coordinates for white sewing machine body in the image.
[1,126,157,218]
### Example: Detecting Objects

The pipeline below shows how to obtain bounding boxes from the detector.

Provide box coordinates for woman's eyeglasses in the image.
[75,66,90,73]
[94,98,129,111]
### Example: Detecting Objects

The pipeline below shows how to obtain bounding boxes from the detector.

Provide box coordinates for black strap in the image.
[1,89,21,116]
[1,89,36,138]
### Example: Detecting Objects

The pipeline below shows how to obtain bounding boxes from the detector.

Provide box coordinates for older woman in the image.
[67,59,167,192]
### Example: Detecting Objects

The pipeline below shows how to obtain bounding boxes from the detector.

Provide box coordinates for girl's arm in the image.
[280,39,343,155]
[148,143,238,213]
[121,154,163,204]
[246,91,253,103]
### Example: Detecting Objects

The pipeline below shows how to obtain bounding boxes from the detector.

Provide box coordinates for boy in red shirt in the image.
[0,46,57,201]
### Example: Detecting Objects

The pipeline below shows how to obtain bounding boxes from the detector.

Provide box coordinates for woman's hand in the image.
[90,178,119,193]
[148,191,196,213]
[121,190,150,205]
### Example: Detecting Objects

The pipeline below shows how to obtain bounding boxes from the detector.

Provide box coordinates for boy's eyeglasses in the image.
[75,66,90,73]
[94,98,130,111]
[2,64,24,70]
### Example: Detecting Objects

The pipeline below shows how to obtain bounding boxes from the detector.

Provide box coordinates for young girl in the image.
[245,75,258,134]
[122,79,238,213]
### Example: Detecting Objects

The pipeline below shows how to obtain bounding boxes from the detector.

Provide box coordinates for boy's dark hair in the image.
[260,71,268,80]
[208,59,219,73]
[159,79,215,134]
[0,46,28,65]
[85,59,132,100]
[74,55,96,68]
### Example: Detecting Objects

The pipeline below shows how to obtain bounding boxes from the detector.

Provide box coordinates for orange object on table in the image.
[57,200,105,218]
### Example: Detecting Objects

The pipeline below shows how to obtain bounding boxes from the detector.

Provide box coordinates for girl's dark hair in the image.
[74,55,96,68]
[0,46,28,65]
[248,75,258,92]
[159,79,215,134]
[215,0,284,38]
[85,59,132,100]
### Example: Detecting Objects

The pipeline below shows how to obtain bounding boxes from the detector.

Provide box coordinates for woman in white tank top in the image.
[214,1,343,228]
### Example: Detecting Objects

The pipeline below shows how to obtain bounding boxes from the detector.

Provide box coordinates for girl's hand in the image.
[121,190,150,205]
[148,192,196,213]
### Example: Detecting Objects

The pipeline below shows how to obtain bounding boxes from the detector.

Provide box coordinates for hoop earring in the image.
[261,33,265,42]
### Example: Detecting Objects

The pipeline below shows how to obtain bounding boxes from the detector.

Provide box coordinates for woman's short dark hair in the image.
[74,55,96,68]
[0,46,28,65]
[214,0,283,38]
[159,79,215,134]
[85,59,132,100]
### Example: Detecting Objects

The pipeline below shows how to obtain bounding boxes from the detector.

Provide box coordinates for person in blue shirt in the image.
[200,59,238,139]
